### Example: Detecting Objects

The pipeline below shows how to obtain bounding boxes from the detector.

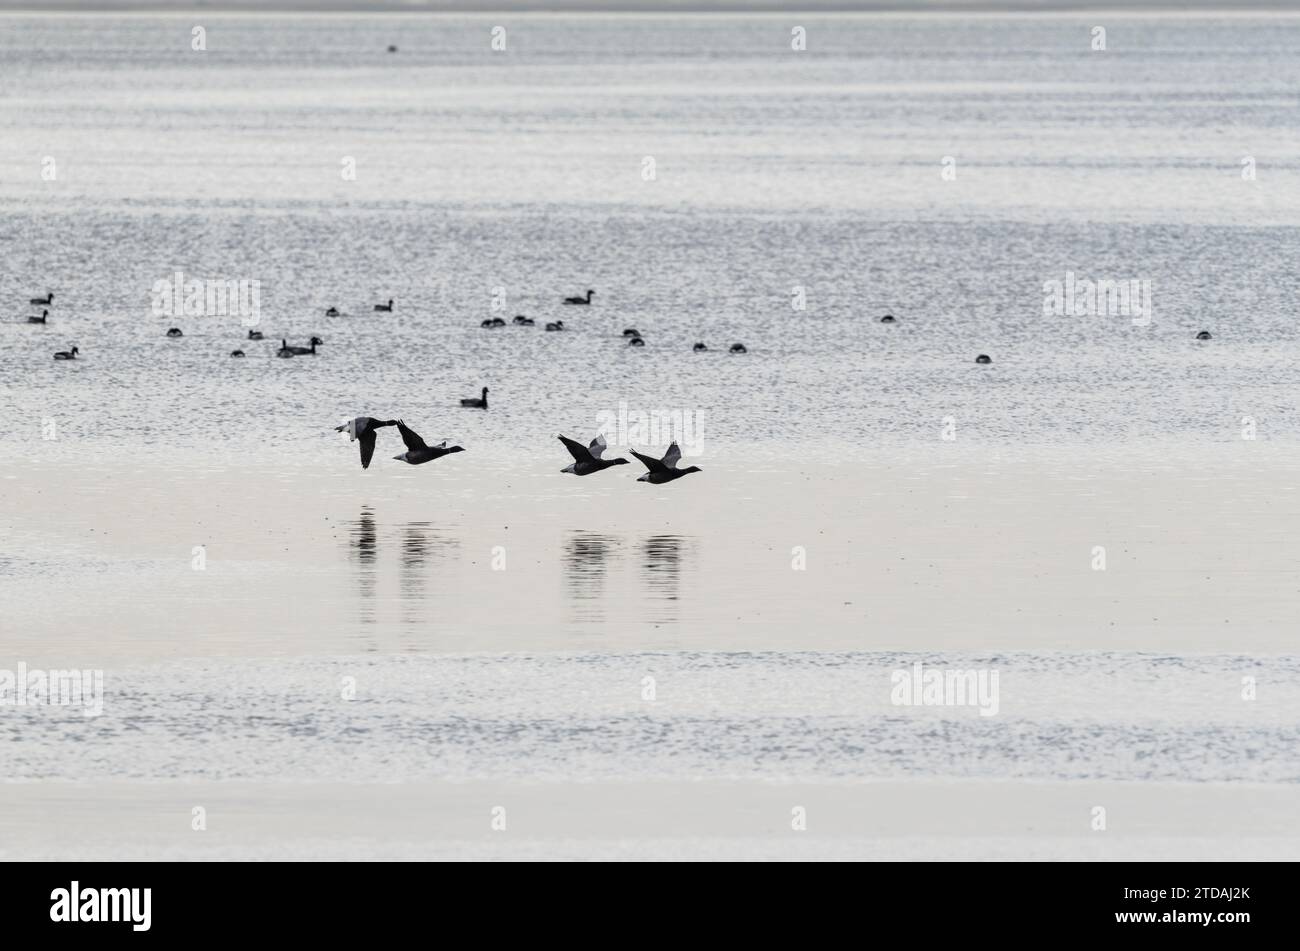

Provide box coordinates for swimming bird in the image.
[880,314,897,324]
[545,321,564,332]
[460,387,489,409]
[729,343,747,354]
[166,328,183,338]
[623,328,640,337]
[326,307,340,317]
[563,290,594,305]
[27,310,48,324]
[975,354,992,364]
[393,420,465,466]
[630,442,702,484]
[558,433,629,476]
[628,336,645,347]
[287,337,322,355]
[230,349,245,357]
[1196,331,1212,340]
[374,299,393,312]
[30,293,52,306]
[513,315,535,326]
[276,339,295,358]
[693,342,708,352]
[247,329,264,340]
[53,346,79,361]
[335,416,399,469]
[387,45,398,53]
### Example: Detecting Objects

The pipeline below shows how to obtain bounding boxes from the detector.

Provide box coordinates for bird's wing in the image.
[558,435,594,463]
[588,433,608,459]
[359,430,377,469]
[630,448,669,473]
[663,442,682,469]
[397,420,428,452]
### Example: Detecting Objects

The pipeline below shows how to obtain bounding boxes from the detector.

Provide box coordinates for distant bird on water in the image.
[975,354,992,364]
[27,310,48,324]
[563,290,594,305]
[30,293,53,306]
[481,317,506,328]
[53,346,79,361]
[460,387,489,409]
[1196,331,1212,340]
[880,314,896,324]
[558,433,629,476]
[336,416,399,469]
[247,329,264,340]
[166,328,183,338]
[630,442,701,484]
[276,339,295,358]
[628,336,645,347]
[287,336,322,355]
[374,299,393,312]
[545,321,564,332]
[729,343,747,354]
[693,342,708,352]
[393,420,465,466]
[622,328,640,337]
[326,307,340,317]
[230,349,245,357]
[513,315,534,326]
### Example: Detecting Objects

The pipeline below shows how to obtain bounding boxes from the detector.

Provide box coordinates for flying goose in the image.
[563,290,594,305]
[53,346,79,360]
[558,433,629,476]
[335,416,399,469]
[393,420,465,465]
[630,442,701,484]
[460,387,488,409]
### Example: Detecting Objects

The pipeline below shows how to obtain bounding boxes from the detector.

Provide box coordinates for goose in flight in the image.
[336,416,399,469]
[630,442,701,484]
[563,290,594,305]
[460,387,488,409]
[393,420,465,465]
[558,433,629,476]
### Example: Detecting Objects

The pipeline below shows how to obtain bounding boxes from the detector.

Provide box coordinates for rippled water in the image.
[3,15,1299,850]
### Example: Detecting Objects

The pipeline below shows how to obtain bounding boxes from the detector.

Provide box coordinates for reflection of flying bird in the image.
[335,416,399,469]
[558,433,629,476]
[394,420,465,465]
[630,442,702,484]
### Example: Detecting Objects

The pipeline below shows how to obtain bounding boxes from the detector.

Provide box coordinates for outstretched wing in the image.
[662,442,682,469]
[630,448,669,474]
[558,434,594,463]
[588,433,608,459]
[359,430,377,469]
[397,419,428,452]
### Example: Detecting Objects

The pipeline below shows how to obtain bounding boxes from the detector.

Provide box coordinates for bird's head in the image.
[446,445,466,454]
[612,457,630,466]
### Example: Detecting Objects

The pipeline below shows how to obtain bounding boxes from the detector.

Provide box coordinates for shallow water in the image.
[1,13,1299,857]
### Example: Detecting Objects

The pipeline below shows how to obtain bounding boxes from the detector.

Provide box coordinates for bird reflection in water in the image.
[398,521,457,625]
[562,531,619,624]
[347,507,379,625]
[641,535,692,624]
